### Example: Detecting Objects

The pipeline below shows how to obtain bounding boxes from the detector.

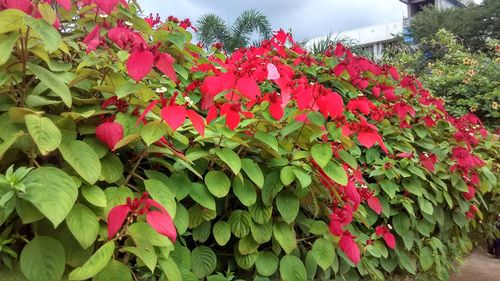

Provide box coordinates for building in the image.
[307,0,473,59]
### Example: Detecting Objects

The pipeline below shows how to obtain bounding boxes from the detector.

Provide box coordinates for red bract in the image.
[339,231,360,264]
[317,91,344,119]
[83,25,101,53]
[367,196,383,215]
[107,193,176,242]
[375,225,396,249]
[186,110,205,136]
[236,78,261,101]
[463,185,476,201]
[161,105,186,131]
[96,122,124,150]
[56,0,71,11]
[419,152,437,173]
[127,50,154,82]
[155,52,177,82]
[93,0,126,14]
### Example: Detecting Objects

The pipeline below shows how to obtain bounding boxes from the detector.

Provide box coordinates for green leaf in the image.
[0,9,25,35]
[279,255,307,281]
[392,212,411,237]
[233,177,257,206]
[127,222,173,248]
[100,153,124,183]
[293,168,311,188]
[0,32,19,66]
[174,203,189,235]
[255,251,279,277]
[24,114,61,156]
[419,246,434,271]
[397,251,416,274]
[122,247,157,273]
[20,236,65,281]
[280,166,295,186]
[311,143,332,168]
[213,221,231,246]
[273,222,296,254]
[228,210,251,238]
[311,238,335,271]
[255,131,279,152]
[141,120,167,146]
[380,179,398,199]
[249,200,272,224]
[338,149,358,169]
[69,241,115,280]
[81,185,106,208]
[204,170,230,198]
[189,183,216,210]
[20,167,77,227]
[215,148,241,175]
[251,222,273,244]
[158,257,182,281]
[190,246,217,279]
[145,179,176,217]
[94,260,132,281]
[0,131,23,160]
[66,203,99,249]
[27,63,71,107]
[59,140,101,184]
[418,197,434,215]
[241,158,264,188]
[24,17,61,53]
[276,191,299,224]
[322,161,348,186]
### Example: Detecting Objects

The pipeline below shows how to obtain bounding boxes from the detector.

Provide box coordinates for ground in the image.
[450,248,500,281]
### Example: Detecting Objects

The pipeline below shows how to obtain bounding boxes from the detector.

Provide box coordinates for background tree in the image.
[196,9,272,52]
[409,0,499,54]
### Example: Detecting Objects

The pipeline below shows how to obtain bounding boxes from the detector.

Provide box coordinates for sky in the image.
[140,0,482,41]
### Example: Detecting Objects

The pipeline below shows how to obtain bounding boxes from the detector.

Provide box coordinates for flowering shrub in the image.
[383,29,500,129]
[0,1,498,281]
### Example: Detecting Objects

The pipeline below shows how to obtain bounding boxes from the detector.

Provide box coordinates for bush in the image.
[383,29,500,130]
[0,1,498,281]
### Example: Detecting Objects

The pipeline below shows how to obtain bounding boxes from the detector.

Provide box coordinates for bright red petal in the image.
[127,50,154,82]
[186,110,205,136]
[329,220,343,236]
[344,182,361,208]
[96,122,124,150]
[225,110,240,130]
[269,101,284,120]
[93,0,120,14]
[107,204,130,240]
[161,105,186,131]
[155,53,177,82]
[383,232,396,249]
[367,197,383,215]
[206,106,218,124]
[339,233,360,264]
[236,77,261,100]
[317,92,343,118]
[136,100,159,126]
[357,131,379,149]
[146,210,177,242]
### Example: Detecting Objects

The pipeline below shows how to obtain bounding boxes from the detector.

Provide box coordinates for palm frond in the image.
[229,9,272,50]
[196,14,231,48]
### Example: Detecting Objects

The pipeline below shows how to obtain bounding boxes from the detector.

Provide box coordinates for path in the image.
[450,248,500,281]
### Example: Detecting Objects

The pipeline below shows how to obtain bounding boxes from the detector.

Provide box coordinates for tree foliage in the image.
[196,9,272,52]
[409,0,500,54]
[0,1,498,281]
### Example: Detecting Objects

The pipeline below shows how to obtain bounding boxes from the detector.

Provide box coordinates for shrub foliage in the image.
[0,1,498,281]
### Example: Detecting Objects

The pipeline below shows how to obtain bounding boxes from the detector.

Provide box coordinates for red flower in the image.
[339,231,360,264]
[375,225,396,249]
[56,0,71,11]
[317,91,344,119]
[462,185,476,201]
[236,77,261,101]
[161,105,186,131]
[96,122,124,150]
[419,153,437,173]
[126,50,154,82]
[367,196,383,215]
[155,52,177,82]
[83,25,101,53]
[107,192,176,242]
[93,0,126,14]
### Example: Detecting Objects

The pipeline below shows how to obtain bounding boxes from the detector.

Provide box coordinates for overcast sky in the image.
[140,0,482,41]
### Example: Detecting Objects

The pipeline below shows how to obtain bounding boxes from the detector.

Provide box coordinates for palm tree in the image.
[196,10,272,53]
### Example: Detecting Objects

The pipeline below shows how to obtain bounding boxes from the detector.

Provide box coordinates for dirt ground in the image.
[450,249,500,281]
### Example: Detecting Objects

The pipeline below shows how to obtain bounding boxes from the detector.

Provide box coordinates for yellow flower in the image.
[470,105,477,112]
[492,102,498,110]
